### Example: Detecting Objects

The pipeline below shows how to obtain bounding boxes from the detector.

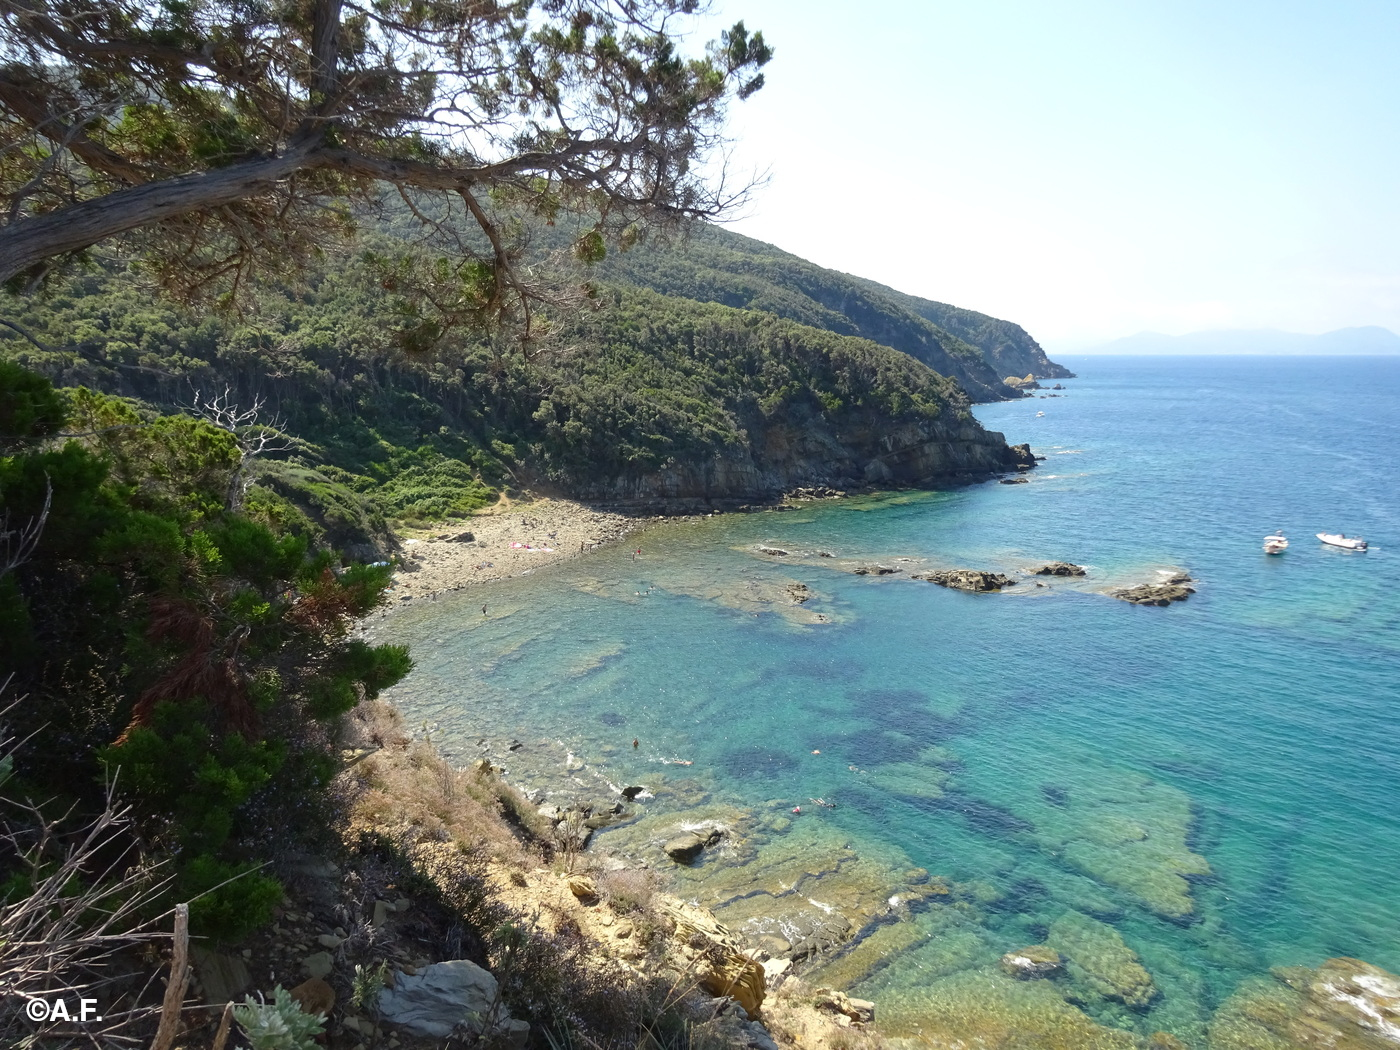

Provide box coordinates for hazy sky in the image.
[689,1,1400,350]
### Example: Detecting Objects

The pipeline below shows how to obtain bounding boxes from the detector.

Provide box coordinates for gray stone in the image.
[664,833,707,864]
[741,1020,781,1050]
[317,934,344,949]
[191,947,251,1003]
[302,951,334,980]
[377,959,528,1045]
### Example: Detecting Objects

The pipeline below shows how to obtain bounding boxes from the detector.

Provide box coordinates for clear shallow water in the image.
[374,356,1400,1045]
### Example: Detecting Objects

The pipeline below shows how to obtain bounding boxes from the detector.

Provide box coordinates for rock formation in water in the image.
[914,569,1018,592]
[1209,957,1400,1050]
[1113,573,1196,606]
[1035,562,1088,577]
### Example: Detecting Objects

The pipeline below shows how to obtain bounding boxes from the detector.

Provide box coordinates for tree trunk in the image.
[0,146,314,286]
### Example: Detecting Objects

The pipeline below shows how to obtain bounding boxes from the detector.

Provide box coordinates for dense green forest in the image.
[590,224,1073,399]
[0,221,1056,545]
[0,363,411,940]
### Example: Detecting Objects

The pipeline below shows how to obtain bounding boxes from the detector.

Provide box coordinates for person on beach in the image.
[482,604,487,617]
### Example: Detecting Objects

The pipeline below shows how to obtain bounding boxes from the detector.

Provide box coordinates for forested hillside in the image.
[594,224,1073,395]
[1,223,1048,542]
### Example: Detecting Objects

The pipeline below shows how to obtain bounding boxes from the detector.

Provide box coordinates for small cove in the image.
[370,355,1400,1047]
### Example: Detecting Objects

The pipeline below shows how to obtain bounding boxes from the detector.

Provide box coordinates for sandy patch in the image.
[383,496,658,604]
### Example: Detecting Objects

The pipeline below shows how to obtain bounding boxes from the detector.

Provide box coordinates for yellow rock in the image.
[566,875,598,902]
[661,899,766,1019]
[1210,958,1400,1050]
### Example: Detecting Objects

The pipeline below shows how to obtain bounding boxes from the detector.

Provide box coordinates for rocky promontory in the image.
[562,402,1037,506]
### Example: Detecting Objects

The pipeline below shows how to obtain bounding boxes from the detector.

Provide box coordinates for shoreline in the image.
[381,497,666,604]
[375,486,858,606]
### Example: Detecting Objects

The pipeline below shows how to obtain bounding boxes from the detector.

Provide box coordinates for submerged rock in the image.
[1210,957,1400,1050]
[1001,945,1064,979]
[1034,562,1087,577]
[851,564,901,575]
[915,569,1016,592]
[1048,911,1157,1009]
[871,968,1140,1048]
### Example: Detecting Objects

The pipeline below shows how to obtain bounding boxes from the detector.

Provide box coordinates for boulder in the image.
[449,531,475,542]
[377,959,529,1045]
[756,546,789,557]
[1000,945,1063,979]
[664,829,721,864]
[915,569,1016,592]
[621,785,646,801]
[1034,562,1087,577]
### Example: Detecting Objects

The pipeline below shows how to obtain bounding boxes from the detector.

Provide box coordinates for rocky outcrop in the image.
[1001,946,1064,979]
[1114,573,1195,606]
[1210,957,1400,1050]
[1034,562,1087,577]
[558,404,1037,505]
[662,900,766,1018]
[1003,374,1042,391]
[915,569,1016,592]
[377,959,530,1045]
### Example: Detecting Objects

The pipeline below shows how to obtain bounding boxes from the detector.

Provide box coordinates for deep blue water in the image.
[374,355,1400,1044]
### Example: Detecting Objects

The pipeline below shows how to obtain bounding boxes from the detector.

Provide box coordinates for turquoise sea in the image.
[373,355,1400,1046]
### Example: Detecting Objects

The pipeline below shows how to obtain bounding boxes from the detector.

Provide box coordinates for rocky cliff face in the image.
[558,404,1034,505]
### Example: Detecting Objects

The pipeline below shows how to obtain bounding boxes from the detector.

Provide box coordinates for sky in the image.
[686,0,1400,351]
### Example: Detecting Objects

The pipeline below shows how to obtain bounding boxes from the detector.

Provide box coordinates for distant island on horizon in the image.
[1068,325,1400,356]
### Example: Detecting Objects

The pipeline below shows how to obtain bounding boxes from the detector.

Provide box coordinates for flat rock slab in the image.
[378,959,528,1045]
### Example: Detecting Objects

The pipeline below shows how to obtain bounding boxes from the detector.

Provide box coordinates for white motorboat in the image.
[1263,532,1288,554]
[1317,532,1368,551]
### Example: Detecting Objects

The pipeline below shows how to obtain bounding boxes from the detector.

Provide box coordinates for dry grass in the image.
[340,700,540,866]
